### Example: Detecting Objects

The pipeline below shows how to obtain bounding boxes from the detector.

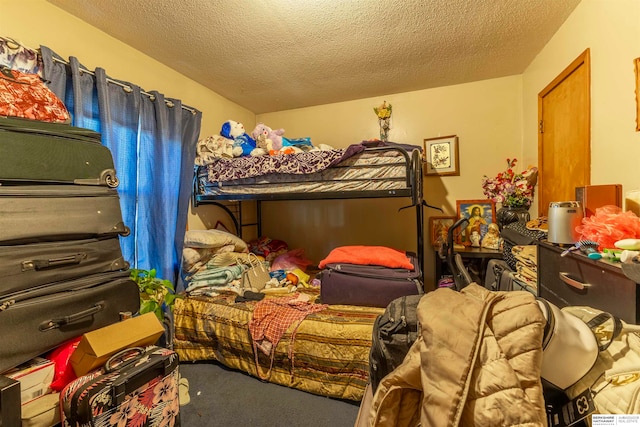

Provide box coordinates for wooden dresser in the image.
[537,241,640,324]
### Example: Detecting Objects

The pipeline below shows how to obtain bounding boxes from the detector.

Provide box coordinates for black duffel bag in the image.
[368,294,423,392]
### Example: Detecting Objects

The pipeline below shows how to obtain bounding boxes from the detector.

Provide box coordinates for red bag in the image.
[46,337,81,391]
[0,66,70,123]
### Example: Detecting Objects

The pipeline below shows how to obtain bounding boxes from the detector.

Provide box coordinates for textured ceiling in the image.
[46,0,581,114]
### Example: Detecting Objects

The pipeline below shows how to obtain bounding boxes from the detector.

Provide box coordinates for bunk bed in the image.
[192,141,424,270]
[174,140,424,401]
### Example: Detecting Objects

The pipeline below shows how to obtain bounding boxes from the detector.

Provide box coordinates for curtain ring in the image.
[122,85,133,93]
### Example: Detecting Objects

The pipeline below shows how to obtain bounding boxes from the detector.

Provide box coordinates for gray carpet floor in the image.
[179,361,361,426]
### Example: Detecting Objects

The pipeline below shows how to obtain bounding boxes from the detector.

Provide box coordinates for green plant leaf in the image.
[140,299,158,315]
[164,293,176,307]
[132,268,179,317]
[162,280,175,292]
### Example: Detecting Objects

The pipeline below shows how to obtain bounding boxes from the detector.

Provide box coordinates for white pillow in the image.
[184,229,248,252]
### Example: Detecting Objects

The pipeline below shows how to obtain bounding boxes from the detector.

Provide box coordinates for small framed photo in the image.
[429,216,456,249]
[455,199,496,246]
[423,135,459,176]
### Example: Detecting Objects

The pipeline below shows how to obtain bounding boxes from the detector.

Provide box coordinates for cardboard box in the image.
[70,312,164,377]
[21,392,60,427]
[4,358,55,405]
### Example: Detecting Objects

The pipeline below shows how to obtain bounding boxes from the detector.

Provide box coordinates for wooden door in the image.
[538,49,591,216]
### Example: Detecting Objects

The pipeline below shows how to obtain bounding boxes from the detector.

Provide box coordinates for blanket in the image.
[173,289,382,401]
[249,293,328,380]
[205,143,366,182]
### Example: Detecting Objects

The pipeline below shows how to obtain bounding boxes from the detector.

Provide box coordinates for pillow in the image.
[205,251,263,269]
[318,246,414,270]
[182,247,203,267]
[184,229,248,252]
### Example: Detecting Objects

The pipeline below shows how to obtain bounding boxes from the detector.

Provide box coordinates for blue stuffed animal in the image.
[220,120,256,156]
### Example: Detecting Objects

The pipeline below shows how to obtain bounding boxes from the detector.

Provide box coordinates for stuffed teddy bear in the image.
[220,120,256,157]
[251,123,285,152]
[253,128,273,156]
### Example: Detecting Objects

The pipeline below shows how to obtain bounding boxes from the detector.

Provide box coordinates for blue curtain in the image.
[40,46,201,285]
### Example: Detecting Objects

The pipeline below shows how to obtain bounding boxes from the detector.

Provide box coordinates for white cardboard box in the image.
[4,357,55,405]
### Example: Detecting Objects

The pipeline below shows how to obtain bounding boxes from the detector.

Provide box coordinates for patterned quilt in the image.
[173,288,383,401]
[204,144,366,182]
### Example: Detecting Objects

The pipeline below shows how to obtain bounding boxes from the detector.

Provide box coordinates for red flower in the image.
[481,159,538,208]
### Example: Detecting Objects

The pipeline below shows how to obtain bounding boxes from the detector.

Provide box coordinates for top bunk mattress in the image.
[194,142,422,201]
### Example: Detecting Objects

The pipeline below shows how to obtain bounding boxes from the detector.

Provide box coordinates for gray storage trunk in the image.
[0,185,129,244]
[0,271,140,373]
[0,116,118,187]
[0,236,127,297]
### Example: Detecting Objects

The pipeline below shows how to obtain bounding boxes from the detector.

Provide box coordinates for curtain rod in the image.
[51,56,198,115]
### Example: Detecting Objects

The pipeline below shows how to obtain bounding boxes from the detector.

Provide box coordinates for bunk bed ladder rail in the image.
[398,148,425,283]
[410,148,425,282]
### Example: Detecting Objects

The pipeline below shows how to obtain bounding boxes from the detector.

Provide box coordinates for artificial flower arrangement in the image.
[373,101,392,119]
[481,158,538,208]
[374,101,392,141]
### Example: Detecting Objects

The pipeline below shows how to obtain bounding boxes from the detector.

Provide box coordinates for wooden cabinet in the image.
[537,241,640,323]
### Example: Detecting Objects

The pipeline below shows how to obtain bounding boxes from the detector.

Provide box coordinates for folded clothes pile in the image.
[512,245,537,290]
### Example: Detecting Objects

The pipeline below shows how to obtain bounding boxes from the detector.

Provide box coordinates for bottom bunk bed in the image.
[173,287,383,401]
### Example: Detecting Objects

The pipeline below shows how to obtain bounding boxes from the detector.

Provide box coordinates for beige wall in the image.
[258,76,524,288]
[1,0,255,231]
[522,0,640,217]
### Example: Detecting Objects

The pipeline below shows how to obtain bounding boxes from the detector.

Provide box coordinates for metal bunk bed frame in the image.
[191,146,425,278]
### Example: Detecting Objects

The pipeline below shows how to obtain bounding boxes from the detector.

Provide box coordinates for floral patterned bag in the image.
[60,346,180,427]
[0,66,70,123]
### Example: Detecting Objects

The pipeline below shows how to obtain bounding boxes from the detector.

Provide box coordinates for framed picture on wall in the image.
[423,135,459,176]
[429,216,456,249]
[455,199,496,246]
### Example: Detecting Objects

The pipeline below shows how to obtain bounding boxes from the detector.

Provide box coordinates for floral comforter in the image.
[204,143,366,182]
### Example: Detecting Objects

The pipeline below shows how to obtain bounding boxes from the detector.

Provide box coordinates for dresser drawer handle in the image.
[559,272,591,290]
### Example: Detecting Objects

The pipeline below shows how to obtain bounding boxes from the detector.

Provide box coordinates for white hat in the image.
[537,299,599,390]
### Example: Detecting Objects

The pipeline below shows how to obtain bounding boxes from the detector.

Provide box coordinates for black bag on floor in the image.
[369,294,423,392]
[0,116,118,187]
[0,271,140,373]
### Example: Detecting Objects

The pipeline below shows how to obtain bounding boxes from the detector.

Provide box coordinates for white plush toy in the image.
[220,120,257,157]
